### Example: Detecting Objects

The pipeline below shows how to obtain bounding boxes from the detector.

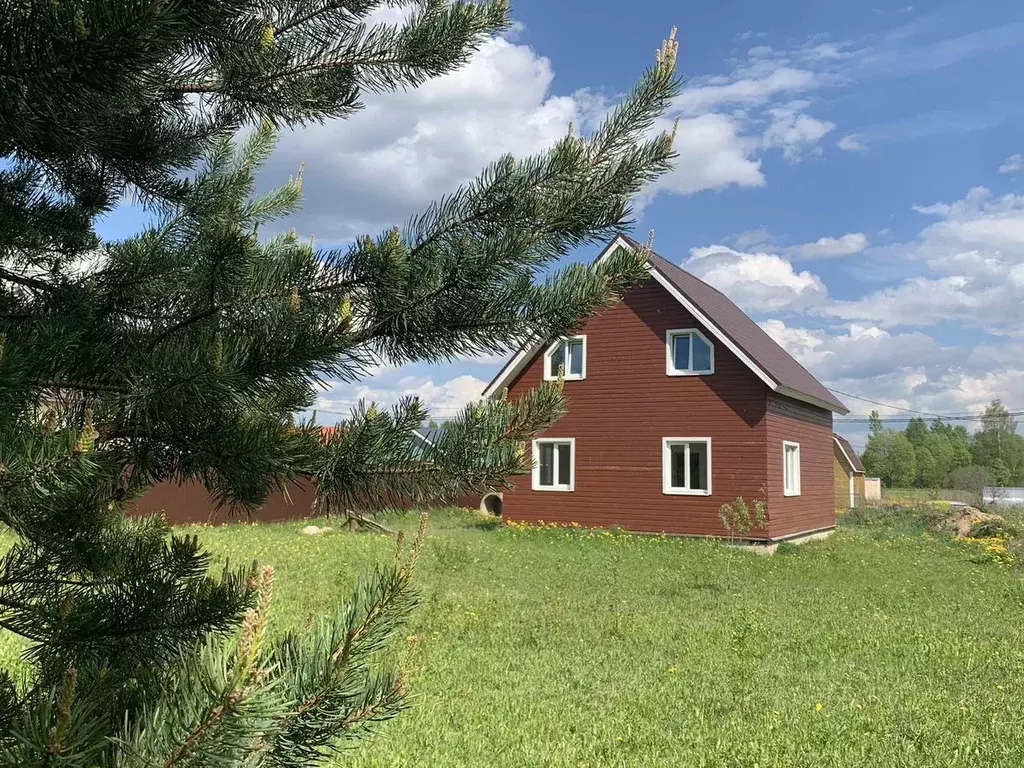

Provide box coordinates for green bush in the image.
[843,502,949,536]
[969,518,1018,539]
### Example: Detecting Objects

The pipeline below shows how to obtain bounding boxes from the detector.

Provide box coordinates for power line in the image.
[828,388,1024,423]
[836,413,1024,424]
[827,389,948,418]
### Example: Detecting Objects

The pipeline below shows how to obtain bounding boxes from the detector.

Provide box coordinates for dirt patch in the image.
[941,506,1005,538]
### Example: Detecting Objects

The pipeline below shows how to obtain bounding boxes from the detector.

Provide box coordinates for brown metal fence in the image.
[126,479,484,525]
[126,479,320,525]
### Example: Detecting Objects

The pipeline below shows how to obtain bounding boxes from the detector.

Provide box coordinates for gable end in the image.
[482,235,847,415]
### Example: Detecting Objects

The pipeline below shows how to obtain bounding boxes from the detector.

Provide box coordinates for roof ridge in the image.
[622,234,751,306]
[647,251,733,302]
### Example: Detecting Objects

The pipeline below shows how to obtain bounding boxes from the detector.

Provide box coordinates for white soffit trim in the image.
[481,341,542,398]
[482,238,635,398]
[646,268,777,391]
[833,435,863,473]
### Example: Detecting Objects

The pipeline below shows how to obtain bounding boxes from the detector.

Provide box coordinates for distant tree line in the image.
[861,400,1024,491]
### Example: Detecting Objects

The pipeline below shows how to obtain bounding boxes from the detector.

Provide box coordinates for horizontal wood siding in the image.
[765,394,835,538]
[503,278,769,537]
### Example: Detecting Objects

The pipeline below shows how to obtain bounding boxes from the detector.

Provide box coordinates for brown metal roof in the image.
[833,434,866,473]
[621,235,848,414]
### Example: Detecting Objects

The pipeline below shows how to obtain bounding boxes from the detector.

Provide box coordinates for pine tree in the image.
[868,410,883,437]
[0,3,682,764]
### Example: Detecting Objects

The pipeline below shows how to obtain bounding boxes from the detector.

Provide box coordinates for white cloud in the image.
[685,245,827,313]
[841,23,1024,81]
[266,36,579,239]
[758,319,1024,424]
[817,187,1024,336]
[733,228,774,249]
[265,33,799,240]
[760,319,957,385]
[651,113,765,197]
[802,42,848,61]
[785,232,869,260]
[998,153,1022,174]
[315,373,489,420]
[761,101,835,161]
[259,21,1024,243]
[673,66,822,115]
[837,134,866,152]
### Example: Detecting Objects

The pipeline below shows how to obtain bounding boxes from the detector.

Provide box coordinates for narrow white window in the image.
[662,438,712,495]
[783,441,801,497]
[532,438,575,492]
[665,329,714,375]
[544,336,586,381]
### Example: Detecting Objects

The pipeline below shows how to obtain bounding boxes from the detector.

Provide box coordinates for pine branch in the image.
[273,1,357,38]
[265,516,426,761]
[32,379,129,395]
[0,4,682,762]
[0,268,55,293]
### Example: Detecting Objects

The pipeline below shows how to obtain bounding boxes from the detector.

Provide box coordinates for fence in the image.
[982,486,1024,508]
[127,479,319,525]
[881,487,981,505]
[127,478,485,525]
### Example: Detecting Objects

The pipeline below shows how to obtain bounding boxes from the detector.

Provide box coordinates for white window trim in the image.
[662,437,713,496]
[665,328,715,376]
[542,335,587,382]
[532,438,576,492]
[783,441,801,497]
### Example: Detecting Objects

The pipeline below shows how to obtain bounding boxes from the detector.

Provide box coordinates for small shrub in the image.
[844,501,948,533]
[969,518,1018,539]
[718,496,767,543]
[957,536,1015,567]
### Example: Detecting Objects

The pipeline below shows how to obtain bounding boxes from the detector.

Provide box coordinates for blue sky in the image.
[101,1,1024,450]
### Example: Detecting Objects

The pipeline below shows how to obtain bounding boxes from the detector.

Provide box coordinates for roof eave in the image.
[833,435,865,473]
[481,235,636,398]
[777,385,850,415]
[480,235,850,416]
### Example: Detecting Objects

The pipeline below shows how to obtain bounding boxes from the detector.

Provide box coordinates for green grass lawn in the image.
[5,508,1024,766]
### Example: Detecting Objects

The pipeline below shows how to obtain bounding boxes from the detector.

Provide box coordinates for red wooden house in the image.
[483,235,850,542]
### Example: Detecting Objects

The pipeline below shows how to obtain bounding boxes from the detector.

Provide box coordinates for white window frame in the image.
[783,441,801,497]
[543,336,587,382]
[662,438,713,496]
[532,438,576,492]
[665,328,715,376]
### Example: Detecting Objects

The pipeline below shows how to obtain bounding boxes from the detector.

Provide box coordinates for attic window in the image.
[666,329,713,376]
[544,336,586,381]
